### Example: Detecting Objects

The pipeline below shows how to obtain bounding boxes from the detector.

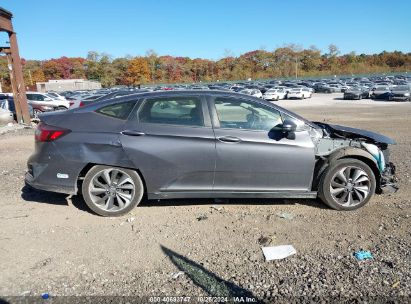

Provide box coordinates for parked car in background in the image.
[26,92,70,109]
[0,97,36,120]
[26,90,398,216]
[69,94,106,109]
[314,84,334,93]
[343,87,370,100]
[262,88,287,101]
[287,88,312,99]
[388,85,411,101]
[370,86,391,99]
[328,84,344,92]
[0,105,14,124]
[46,91,67,101]
[240,89,263,98]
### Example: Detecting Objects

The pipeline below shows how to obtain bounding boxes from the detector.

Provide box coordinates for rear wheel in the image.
[57,106,68,110]
[82,165,144,216]
[318,159,376,211]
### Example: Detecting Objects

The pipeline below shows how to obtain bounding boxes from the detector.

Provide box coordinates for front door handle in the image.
[218,136,242,143]
[121,130,145,136]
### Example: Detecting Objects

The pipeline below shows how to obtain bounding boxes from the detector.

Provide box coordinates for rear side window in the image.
[96,102,135,120]
[139,97,204,126]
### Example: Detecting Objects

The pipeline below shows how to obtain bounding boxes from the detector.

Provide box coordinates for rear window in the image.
[95,102,135,120]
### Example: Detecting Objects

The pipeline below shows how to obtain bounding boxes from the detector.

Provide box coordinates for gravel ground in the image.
[0,93,410,303]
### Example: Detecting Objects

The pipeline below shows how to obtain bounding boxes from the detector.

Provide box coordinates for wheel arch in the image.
[312,147,381,193]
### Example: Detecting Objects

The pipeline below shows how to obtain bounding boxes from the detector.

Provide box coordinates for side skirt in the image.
[148,191,318,200]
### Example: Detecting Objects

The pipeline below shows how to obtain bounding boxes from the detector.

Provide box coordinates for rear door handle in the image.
[121,130,145,136]
[218,136,242,143]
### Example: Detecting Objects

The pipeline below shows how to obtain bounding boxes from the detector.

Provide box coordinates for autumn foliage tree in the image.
[124,57,150,86]
[3,46,409,91]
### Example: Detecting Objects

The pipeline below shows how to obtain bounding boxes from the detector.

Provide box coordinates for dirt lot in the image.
[0,93,410,302]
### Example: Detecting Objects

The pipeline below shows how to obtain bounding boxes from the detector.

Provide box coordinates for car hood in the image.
[313,122,396,145]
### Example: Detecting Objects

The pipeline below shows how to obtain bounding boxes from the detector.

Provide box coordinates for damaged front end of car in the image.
[311,122,398,194]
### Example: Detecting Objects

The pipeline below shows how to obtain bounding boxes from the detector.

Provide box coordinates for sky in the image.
[1,0,411,60]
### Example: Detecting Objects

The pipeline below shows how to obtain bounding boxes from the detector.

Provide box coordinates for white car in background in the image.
[26,92,70,109]
[287,88,312,99]
[69,94,105,109]
[46,91,67,101]
[239,89,263,98]
[263,88,287,101]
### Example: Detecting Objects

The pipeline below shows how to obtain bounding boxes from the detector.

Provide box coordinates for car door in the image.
[209,95,315,192]
[120,95,216,195]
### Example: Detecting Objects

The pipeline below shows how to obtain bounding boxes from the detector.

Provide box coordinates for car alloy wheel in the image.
[88,168,136,212]
[329,166,371,207]
[82,165,144,216]
[319,158,376,211]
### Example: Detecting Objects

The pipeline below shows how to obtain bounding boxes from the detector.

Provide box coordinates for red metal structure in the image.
[0,7,30,124]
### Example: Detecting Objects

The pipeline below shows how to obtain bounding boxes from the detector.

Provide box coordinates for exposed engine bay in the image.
[310,122,398,194]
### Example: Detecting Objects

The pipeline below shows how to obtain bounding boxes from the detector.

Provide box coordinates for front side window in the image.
[214,98,282,131]
[139,97,204,126]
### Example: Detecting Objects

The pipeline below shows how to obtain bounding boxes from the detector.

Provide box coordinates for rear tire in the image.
[318,159,376,211]
[82,165,144,217]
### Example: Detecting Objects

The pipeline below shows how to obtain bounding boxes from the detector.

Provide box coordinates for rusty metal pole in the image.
[0,7,31,124]
[8,32,31,123]
[6,52,23,122]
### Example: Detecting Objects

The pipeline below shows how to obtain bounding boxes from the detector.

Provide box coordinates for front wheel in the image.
[82,165,144,216]
[318,159,376,211]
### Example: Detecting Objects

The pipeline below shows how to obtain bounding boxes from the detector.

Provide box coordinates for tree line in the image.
[0,44,410,91]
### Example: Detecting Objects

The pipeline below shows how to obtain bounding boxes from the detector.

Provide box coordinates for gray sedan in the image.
[26,91,398,216]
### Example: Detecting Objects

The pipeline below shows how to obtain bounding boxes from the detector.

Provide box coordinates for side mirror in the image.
[282,119,297,133]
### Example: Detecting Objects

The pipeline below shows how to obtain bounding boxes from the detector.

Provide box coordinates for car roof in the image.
[75,90,316,128]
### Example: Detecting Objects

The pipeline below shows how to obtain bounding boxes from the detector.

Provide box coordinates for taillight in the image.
[79,101,85,107]
[69,101,74,107]
[34,122,70,142]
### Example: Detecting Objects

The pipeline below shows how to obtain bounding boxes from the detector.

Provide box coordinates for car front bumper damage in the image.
[380,162,398,194]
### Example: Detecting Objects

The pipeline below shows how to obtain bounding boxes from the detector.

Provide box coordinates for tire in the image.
[276,96,279,101]
[318,158,376,211]
[82,165,144,217]
[57,106,68,111]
